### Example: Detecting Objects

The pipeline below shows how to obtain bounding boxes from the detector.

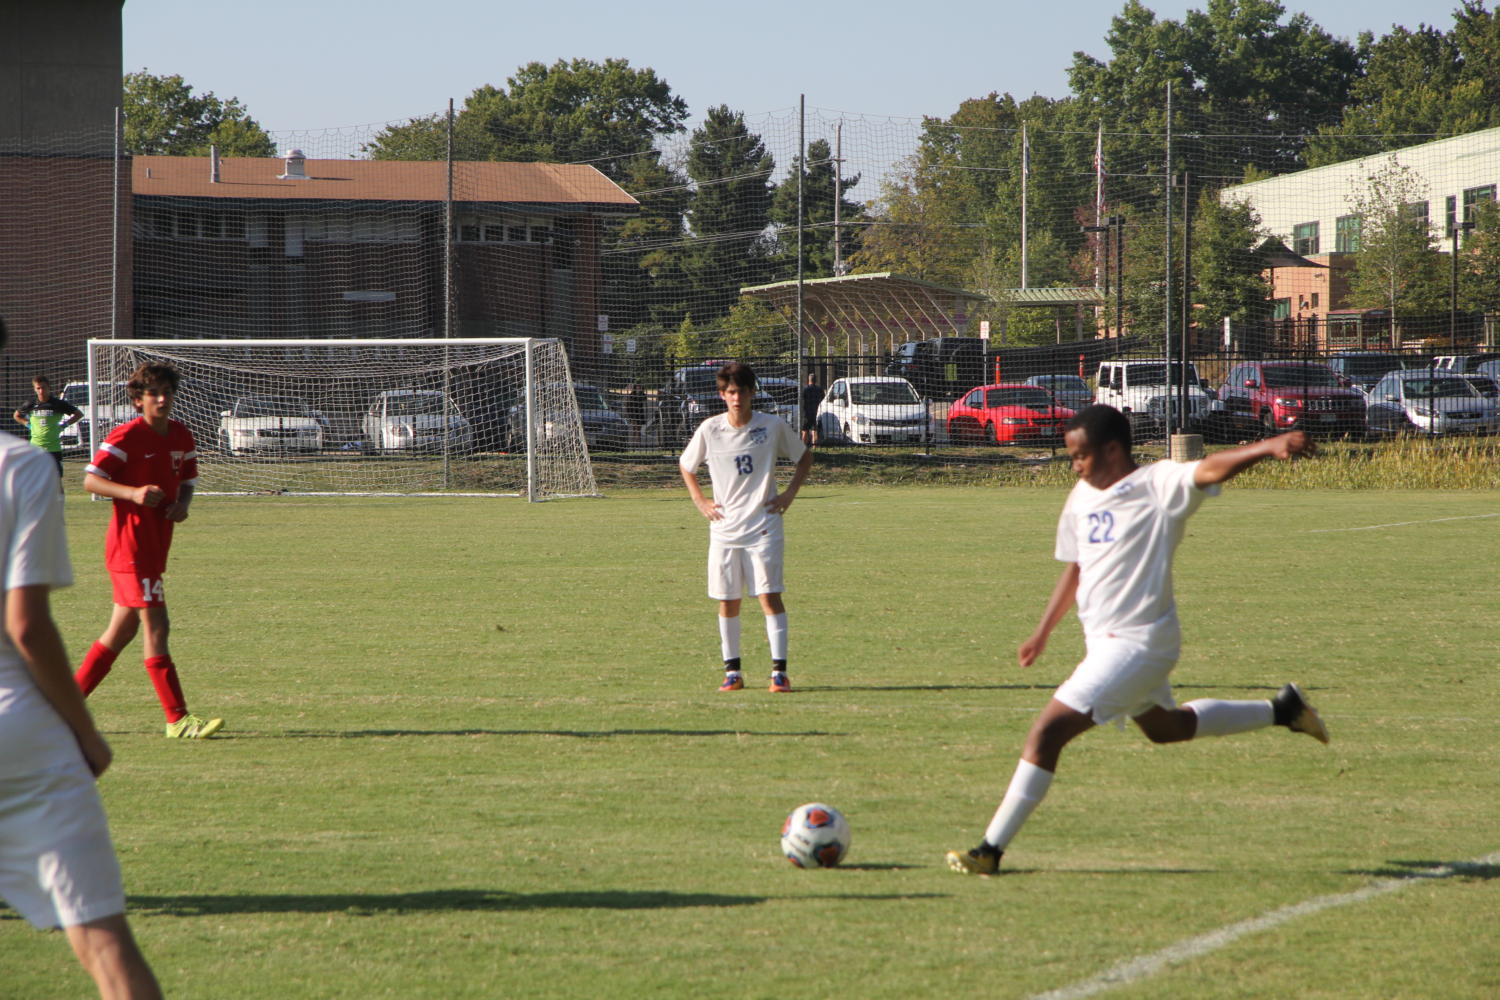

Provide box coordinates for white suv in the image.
[1093,360,1213,436]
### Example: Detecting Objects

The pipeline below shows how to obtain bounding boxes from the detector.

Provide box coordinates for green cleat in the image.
[945,846,1002,876]
[165,714,223,739]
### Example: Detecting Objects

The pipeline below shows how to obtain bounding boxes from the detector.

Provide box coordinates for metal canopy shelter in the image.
[740,272,988,354]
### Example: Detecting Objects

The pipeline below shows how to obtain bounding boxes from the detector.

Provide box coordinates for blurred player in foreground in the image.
[680,362,814,693]
[948,404,1328,876]
[0,317,162,997]
[74,363,222,739]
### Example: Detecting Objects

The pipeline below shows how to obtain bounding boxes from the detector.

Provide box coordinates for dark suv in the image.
[1217,360,1366,437]
[886,338,987,398]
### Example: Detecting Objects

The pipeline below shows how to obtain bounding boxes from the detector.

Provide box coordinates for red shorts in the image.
[110,571,166,608]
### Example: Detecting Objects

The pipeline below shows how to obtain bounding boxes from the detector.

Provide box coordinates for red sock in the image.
[75,642,120,696]
[144,656,187,723]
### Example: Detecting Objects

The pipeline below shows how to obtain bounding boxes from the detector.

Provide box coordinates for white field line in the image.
[1028,850,1500,1000]
[1306,512,1500,533]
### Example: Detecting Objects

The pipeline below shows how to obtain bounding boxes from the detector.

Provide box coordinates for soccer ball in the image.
[780,802,850,868]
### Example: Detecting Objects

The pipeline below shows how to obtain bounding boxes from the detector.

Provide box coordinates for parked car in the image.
[57,380,133,452]
[947,384,1073,444]
[1464,373,1500,401]
[655,365,779,445]
[1214,360,1366,438]
[1023,374,1092,411]
[1364,370,1500,436]
[817,376,930,445]
[217,395,327,456]
[1431,353,1500,373]
[887,337,988,398]
[756,376,801,425]
[362,389,473,453]
[1327,352,1407,394]
[506,383,629,451]
[1476,359,1500,384]
[1093,360,1213,434]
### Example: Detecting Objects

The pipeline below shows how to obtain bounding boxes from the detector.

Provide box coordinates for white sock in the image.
[983,760,1053,851]
[765,612,788,663]
[719,615,741,662]
[1185,699,1274,737]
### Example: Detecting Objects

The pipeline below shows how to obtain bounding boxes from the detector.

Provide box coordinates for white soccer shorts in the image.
[0,760,126,930]
[706,534,784,600]
[1054,631,1180,726]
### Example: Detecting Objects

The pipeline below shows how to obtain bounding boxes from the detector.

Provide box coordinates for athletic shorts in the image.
[1054,631,1180,726]
[110,571,165,608]
[707,534,784,600]
[0,760,125,930]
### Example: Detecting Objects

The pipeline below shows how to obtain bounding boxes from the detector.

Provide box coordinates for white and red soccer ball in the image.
[780,802,851,868]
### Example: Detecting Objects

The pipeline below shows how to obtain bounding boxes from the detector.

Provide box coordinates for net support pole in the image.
[796,94,806,427]
[1163,82,1174,435]
[524,337,538,502]
[111,106,121,340]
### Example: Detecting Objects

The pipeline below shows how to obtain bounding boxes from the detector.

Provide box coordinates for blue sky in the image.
[123,0,1465,140]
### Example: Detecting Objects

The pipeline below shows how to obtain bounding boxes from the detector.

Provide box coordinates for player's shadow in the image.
[122,888,949,917]
[1344,859,1500,880]
[126,889,766,917]
[798,683,1055,693]
[274,727,844,740]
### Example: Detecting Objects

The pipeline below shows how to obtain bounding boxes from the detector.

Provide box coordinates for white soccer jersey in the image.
[0,435,82,779]
[1055,459,1219,641]
[680,411,806,546]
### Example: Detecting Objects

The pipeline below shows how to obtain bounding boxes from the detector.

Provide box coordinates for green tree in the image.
[1458,198,1500,312]
[1191,193,1271,333]
[769,138,864,279]
[123,70,275,156]
[718,298,794,359]
[604,153,695,329]
[364,58,688,184]
[682,106,776,319]
[1345,158,1448,329]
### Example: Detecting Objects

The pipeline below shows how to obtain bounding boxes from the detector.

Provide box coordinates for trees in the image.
[682,106,777,319]
[123,71,275,157]
[1345,158,1448,325]
[364,58,688,184]
[769,138,864,279]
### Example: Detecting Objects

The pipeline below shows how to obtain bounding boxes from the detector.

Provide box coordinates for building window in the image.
[1292,222,1319,256]
[1463,185,1495,224]
[1446,195,1457,237]
[1400,201,1429,230]
[1335,214,1361,253]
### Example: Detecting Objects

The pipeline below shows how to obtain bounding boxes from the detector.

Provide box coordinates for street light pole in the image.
[1110,215,1126,339]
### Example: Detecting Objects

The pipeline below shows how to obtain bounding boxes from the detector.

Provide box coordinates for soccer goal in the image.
[84,338,598,499]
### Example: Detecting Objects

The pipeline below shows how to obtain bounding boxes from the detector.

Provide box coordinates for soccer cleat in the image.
[165,714,223,739]
[718,672,744,692]
[945,846,1002,876]
[1272,683,1329,744]
[769,672,791,693]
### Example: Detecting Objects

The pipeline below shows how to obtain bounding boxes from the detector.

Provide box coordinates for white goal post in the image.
[84,338,598,500]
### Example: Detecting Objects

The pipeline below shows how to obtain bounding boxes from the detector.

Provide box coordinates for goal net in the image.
[84,338,597,499]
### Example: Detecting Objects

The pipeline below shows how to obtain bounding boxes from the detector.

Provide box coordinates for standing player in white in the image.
[680,362,814,693]
[947,404,1329,875]
[0,318,162,997]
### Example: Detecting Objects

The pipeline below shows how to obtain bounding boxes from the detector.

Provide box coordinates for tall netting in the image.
[9,90,1500,488]
[86,338,597,498]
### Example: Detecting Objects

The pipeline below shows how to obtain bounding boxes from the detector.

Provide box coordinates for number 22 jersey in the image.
[679,411,806,546]
[1054,459,1219,640]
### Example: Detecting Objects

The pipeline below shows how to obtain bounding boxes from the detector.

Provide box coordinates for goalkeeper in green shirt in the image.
[13,375,83,478]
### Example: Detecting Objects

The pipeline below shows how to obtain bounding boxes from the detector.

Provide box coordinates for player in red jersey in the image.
[74,363,222,739]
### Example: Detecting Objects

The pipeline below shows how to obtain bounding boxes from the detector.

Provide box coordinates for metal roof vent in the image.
[278,149,309,180]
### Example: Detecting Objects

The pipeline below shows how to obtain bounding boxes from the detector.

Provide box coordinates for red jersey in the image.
[86,417,199,575]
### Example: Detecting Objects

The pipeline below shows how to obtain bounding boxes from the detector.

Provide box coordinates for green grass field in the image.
[6,481,1499,998]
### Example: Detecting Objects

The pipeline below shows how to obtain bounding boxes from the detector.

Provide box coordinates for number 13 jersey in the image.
[680,411,806,546]
[1055,460,1218,640]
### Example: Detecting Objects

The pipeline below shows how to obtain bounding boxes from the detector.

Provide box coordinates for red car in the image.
[947,383,1075,444]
